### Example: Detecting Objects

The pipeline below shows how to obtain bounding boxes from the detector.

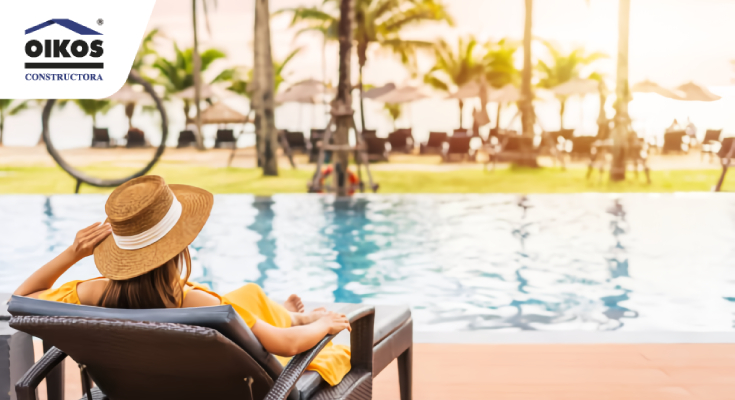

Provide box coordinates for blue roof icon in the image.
[25,19,102,35]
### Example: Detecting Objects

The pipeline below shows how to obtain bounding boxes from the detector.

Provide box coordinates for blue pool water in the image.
[2,193,735,333]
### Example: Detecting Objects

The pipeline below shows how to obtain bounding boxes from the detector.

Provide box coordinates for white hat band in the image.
[112,195,183,250]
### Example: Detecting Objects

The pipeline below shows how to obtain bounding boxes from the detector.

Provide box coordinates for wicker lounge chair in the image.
[125,128,147,148]
[215,129,237,149]
[420,132,447,155]
[309,129,329,163]
[177,130,197,148]
[442,136,475,162]
[701,129,723,161]
[452,129,469,137]
[362,130,377,139]
[569,136,597,160]
[486,135,537,168]
[8,295,413,400]
[387,129,414,153]
[662,130,688,154]
[361,137,390,162]
[283,131,308,154]
[91,128,116,148]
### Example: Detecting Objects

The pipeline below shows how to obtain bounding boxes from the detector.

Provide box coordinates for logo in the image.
[24,19,104,72]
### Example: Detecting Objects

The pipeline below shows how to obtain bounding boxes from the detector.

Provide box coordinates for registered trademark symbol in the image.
[97,19,104,26]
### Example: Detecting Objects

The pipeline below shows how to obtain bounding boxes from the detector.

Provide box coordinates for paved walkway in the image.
[34,342,735,400]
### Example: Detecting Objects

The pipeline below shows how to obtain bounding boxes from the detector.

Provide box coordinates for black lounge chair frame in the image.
[419,132,447,155]
[9,296,412,400]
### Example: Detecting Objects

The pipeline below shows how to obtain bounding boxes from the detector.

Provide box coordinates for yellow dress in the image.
[39,280,351,386]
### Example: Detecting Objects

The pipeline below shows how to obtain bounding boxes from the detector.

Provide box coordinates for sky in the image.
[146,0,735,88]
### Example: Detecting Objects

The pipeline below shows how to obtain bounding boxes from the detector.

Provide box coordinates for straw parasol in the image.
[550,78,599,97]
[488,84,521,103]
[447,81,493,100]
[372,85,428,104]
[106,84,153,129]
[363,83,397,99]
[675,82,721,102]
[276,79,334,104]
[200,101,249,125]
[631,80,682,100]
[177,83,231,100]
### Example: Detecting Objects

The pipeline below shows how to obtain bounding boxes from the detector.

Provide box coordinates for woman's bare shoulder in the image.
[76,278,109,306]
[182,289,221,308]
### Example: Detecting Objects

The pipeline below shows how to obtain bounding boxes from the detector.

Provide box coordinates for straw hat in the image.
[93,175,213,280]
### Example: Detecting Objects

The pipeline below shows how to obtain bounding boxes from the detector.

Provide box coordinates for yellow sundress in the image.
[39,280,351,386]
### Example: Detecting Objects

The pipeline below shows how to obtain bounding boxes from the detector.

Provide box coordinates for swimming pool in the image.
[2,193,735,333]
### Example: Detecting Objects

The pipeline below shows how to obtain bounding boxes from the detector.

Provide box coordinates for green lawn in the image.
[2,162,734,194]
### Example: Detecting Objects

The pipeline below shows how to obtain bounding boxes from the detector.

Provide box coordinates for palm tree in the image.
[384,103,402,130]
[214,48,302,100]
[253,0,278,176]
[0,100,30,146]
[73,99,112,128]
[424,36,484,129]
[611,0,631,182]
[130,28,160,83]
[483,38,520,130]
[536,40,606,129]
[279,0,454,131]
[153,43,226,125]
[519,0,534,137]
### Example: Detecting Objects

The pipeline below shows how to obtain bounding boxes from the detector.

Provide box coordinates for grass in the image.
[2,162,735,194]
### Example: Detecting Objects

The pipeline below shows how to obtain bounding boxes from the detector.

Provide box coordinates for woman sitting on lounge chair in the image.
[12,175,352,386]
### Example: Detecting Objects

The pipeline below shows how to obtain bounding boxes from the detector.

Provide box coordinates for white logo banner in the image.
[0,0,156,99]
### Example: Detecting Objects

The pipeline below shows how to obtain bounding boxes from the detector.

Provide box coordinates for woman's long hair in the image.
[98,247,192,309]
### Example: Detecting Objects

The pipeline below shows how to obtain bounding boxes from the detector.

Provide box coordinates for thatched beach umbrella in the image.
[675,82,721,102]
[107,84,152,129]
[276,79,333,104]
[372,85,428,104]
[200,102,249,125]
[551,78,599,97]
[363,83,397,99]
[631,80,682,100]
[177,83,231,100]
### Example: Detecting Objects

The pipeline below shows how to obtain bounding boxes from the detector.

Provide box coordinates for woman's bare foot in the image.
[283,294,304,313]
[290,307,328,326]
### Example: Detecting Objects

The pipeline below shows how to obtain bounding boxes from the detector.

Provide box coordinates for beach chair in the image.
[177,130,197,148]
[360,137,390,162]
[283,131,308,154]
[215,129,237,149]
[362,130,377,139]
[309,129,331,164]
[442,136,475,162]
[90,128,115,148]
[9,295,413,400]
[420,132,447,155]
[486,135,537,168]
[387,129,414,154]
[125,128,147,148]
[662,130,688,154]
[701,129,723,162]
[452,129,469,137]
[569,136,597,160]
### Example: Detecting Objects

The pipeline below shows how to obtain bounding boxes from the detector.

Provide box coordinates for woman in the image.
[13,175,352,386]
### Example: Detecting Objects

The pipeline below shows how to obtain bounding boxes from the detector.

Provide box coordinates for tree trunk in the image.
[192,0,205,150]
[520,0,534,137]
[125,103,135,129]
[334,0,354,196]
[0,111,5,146]
[496,103,502,130]
[610,0,630,182]
[358,63,366,132]
[458,99,464,129]
[253,0,279,176]
[559,97,566,130]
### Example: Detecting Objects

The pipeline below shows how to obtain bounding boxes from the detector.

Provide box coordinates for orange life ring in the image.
[319,166,360,195]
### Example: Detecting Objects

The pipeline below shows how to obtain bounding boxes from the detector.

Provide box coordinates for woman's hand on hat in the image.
[69,222,112,260]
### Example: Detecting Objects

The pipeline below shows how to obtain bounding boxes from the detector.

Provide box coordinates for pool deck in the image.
[34,342,735,400]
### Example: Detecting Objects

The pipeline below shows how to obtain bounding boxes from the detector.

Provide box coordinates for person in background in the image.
[685,117,698,146]
[666,119,682,133]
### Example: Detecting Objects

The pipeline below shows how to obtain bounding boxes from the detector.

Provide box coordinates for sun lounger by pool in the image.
[91,128,116,148]
[701,129,723,161]
[662,130,688,154]
[309,129,328,163]
[420,132,447,155]
[8,295,413,400]
[283,131,308,154]
[442,136,475,162]
[362,137,390,162]
[388,129,414,153]
[362,130,377,139]
[177,130,197,148]
[125,128,148,148]
[215,129,237,149]
[569,136,597,160]
[487,135,537,167]
[452,128,469,137]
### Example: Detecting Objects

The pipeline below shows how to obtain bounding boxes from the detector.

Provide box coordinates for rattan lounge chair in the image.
[569,136,597,160]
[215,129,237,149]
[387,129,414,154]
[486,135,537,168]
[452,129,469,137]
[125,128,147,148]
[91,128,115,148]
[442,136,475,162]
[701,129,723,162]
[362,130,377,139]
[662,130,688,154]
[309,129,328,163]
[420,132,447,155]
[8,295,413,400]
[283,131,308,154]
[177,130,197,148]
[361,137,390,162]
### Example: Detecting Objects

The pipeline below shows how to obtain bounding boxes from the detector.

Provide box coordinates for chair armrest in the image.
[16,346,67,400]
[263,305,375,400]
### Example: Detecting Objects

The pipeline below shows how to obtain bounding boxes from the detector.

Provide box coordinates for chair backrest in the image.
[453,129,468,137]
[310,129,326,140]
[285,131,306,147]
[426,132,448,147]
[388,131,412,147]
[126,129,146,147]
[447,136,472,153]
[570,136,596,155]
[503,136,534,152]
[178,130,196,146]
[704,129,722,143]
[663,130,687,151]
[362,130,377,139]
[217,129,236,142]
[365,137,389,154]
[718,137,735,158]
[92,128,109,142]
[10,315,274,400]
[7,296,285,382]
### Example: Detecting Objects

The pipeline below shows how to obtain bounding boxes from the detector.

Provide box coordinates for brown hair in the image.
[98,247,192,309]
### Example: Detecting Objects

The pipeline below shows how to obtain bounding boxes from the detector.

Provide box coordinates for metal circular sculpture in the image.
[41,71,168,193]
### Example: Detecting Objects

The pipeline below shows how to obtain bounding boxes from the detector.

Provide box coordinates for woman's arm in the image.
[251,312,351,357]
[13,222,112,298]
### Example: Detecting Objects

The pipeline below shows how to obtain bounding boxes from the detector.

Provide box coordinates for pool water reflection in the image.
[2,193,735,332]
